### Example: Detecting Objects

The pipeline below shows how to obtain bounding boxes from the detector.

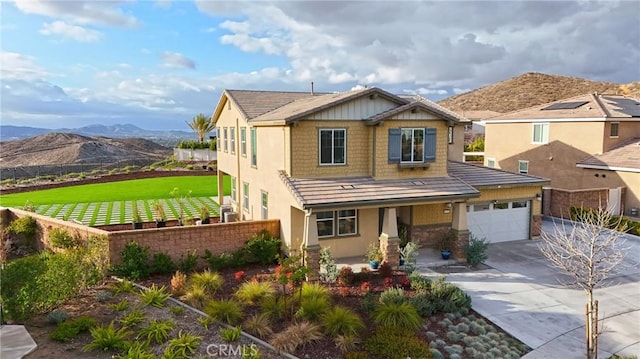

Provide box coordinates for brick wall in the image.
[547,187,623,218]
[2,208,279,267]
[409,223,451,248]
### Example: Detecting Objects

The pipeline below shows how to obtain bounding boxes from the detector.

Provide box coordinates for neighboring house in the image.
[482,93,640,217]
[212,87,548,274]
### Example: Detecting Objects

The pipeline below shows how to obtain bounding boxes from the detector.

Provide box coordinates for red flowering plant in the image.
[383,276,394,289]
[360,281,371,294]
[234,270,245,282]
[398,275,410,289]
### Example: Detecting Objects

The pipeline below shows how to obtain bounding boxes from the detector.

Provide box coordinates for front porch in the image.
[335,244,457,273]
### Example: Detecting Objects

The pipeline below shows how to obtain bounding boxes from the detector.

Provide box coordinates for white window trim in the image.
[230,127,236,155]
[261,191,268,220]
[250,128,257,168]
[401,128,425,163]
[317,211,335,238]
[223,127,228,152]
[486,158,496,168]
[337,210,358,236]
[243,182,249,212]
[518,160,529,174]
[610,122,619,138]
[231,177,237,202]
[240,127,247,157]
[448,126,454,144]
[318,128,347,166]
[532,123,549,144]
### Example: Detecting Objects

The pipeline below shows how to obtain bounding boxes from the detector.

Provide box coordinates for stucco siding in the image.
[306,96,398,120]
[603,121,640,152]
[375,120,449,179]
[290,120,371,178]
[447,123,466,162]
[317,208,379,258]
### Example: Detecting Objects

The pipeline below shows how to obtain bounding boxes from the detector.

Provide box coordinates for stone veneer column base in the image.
[305,244,321,281]
[379,233,400,268]
[532,214,543,238]
[452,229,469,262]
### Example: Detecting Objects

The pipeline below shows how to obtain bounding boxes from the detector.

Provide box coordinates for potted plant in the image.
[365,242,383,269]
[439,230,456,260]
[153,200,166,228]
[200,206,210,224]
[131,203,143,230]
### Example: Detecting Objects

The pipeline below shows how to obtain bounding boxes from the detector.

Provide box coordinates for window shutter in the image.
[424,128,436,162]
[388,128,401,163]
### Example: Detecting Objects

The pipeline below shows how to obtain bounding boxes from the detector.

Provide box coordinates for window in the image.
[448,126,454,144]
[240,127,247,157]
[243,182,249,211]
[261,191,268,219]
[512,201,528,208]
[610,122,619,137]
[317,211,335,237]
[486,158,496,168]
[317,209,358,238]
[401,128,424,162]
[518,160,529,174]
[474,203,491,211]
[230,127,236,155]
[389,128,436,163]
[231,177,237,201]
[223,127,228,152]
[250,128,257,167]
[493,202,509,210]
[532,123,549,144]
[337,209,357,236]
[319,129,346,165]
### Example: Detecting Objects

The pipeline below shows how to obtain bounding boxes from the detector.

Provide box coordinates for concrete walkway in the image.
[0,325,37,359]
[417,219,640,358]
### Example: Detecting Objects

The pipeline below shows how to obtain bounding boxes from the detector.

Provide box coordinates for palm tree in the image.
[186,113,215,143]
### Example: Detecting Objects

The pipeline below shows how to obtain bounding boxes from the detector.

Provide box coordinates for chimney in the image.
[310,81,314,95]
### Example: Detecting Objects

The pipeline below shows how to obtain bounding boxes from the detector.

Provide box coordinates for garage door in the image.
[467,201,530,243]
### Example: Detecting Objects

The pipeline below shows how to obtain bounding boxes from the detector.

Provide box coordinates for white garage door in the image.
[467,201,530,243]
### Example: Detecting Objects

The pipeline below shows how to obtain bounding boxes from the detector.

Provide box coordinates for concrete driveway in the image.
[417,219,640,358]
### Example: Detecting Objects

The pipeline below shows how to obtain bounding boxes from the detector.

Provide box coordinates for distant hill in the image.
[0,124,196,141]
[439,72,640,114]
[0,132,172,168]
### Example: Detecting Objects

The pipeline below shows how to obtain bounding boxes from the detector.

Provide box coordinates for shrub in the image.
[177,250,199,273]
[378,262,393,278]
[96,291,112,302]
[319,246,339,283]
[296,295,330,322]
[150,252,176,275]
[189,270,224,296]
[170,271,188,296]
[379,287,408,305]
[244,230,281,265]
[118,341,155,359]
[361,292,377,312]
[181,285,208,310]
[50,315,96,342]
[118,310,146,328]
[322,306,365,337]
[334,334,360,353]
[409,275,471,316]
[46,309,69,324]
[235,280,275,305]
[170,305,185,316]
[83,321,132,352]
[205,299,243,325]
[48,228,79,249]
[270,321,322,353]
[112,242,150,280]
[137,319,175,345]
[243,313,273,338]
[164,331,201,358]
[373,302,422,331]
[346,352,370,359]
[300,282,331,302]
[111,298,129,311]
[220,326,242,342]
[202,250,235,271]
[260,295,286,321]
[338,266,354,285]
[364,328,432,359]
[138,284,171,308]
[7,215,37,248]
[464,234,488,267]
[111,279,135,296]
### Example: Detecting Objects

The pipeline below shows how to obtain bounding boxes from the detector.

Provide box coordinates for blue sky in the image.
[1,1,639,131]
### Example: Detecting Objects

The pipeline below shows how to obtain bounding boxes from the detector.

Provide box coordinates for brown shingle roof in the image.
[366,95,468,124]
[225,90,323,120]
[484,93,640,122]
[577,138,640,172]
[447,161,550,188]
[279,171,479,209]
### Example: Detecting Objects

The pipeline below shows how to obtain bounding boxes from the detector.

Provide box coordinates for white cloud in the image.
[13,0,139,27]
[0,51,52,81]
[160,52,196,69]
[40,21,102,42]
[154,0,172,10]
[403,88,449,96]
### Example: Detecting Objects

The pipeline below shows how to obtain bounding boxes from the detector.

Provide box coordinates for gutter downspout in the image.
[302,208,313,265]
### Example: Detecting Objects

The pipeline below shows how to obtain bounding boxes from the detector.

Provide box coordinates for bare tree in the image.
[539,207,629,359]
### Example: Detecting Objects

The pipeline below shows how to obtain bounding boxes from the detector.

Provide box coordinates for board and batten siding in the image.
[305,96,399,120]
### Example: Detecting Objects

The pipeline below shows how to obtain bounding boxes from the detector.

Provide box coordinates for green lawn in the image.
[0,176,230,208]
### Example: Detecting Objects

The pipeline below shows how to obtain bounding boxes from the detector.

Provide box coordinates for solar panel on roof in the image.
[542,101,589,110]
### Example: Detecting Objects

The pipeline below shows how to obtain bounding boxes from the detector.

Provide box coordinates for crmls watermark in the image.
[206,344,259,357]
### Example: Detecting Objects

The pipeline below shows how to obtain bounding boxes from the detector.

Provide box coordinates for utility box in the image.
[224,212,238,223]
[220,205,232,223]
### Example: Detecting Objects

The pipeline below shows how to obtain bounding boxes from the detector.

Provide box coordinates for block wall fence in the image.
[1,207,279,266]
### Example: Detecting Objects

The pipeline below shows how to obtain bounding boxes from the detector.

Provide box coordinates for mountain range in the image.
[0,124,195,141]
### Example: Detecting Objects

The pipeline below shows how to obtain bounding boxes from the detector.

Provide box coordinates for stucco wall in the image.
[576,168,638,213]
[447,123,466,162]
[317,208,379,259]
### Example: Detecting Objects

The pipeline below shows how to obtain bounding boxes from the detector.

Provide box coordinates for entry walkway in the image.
[0,325,37,359]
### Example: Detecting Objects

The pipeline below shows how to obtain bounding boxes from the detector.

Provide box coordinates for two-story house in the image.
[212,87,548,274]
[483,93,640,217]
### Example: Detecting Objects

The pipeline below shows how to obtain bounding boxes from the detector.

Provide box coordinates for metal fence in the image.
[0,159,159,182]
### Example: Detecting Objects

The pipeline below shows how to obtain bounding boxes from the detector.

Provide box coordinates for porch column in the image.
[451,202,469,261]
[304,211,320,280]
[379,207,400,268]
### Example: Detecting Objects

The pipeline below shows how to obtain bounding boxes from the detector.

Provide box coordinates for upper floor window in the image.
[230,127,236,155]
[243,182,249,211]
[319,129,346,165]
[223,127,228,152]
[610,122,619,137]
[518,160,529,174]
[402,128,424,162]
[250,128,257,167]
[240,127,247,157]
[532,123,549,144]
[448,126,454,144]
[388,127,437,164]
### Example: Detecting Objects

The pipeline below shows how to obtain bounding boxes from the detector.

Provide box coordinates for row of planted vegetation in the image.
[1,217,529,359]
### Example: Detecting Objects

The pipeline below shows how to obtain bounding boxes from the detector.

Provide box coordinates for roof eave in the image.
[302,192,480,210]
[470,181,550,190]
[576,164,640,173]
